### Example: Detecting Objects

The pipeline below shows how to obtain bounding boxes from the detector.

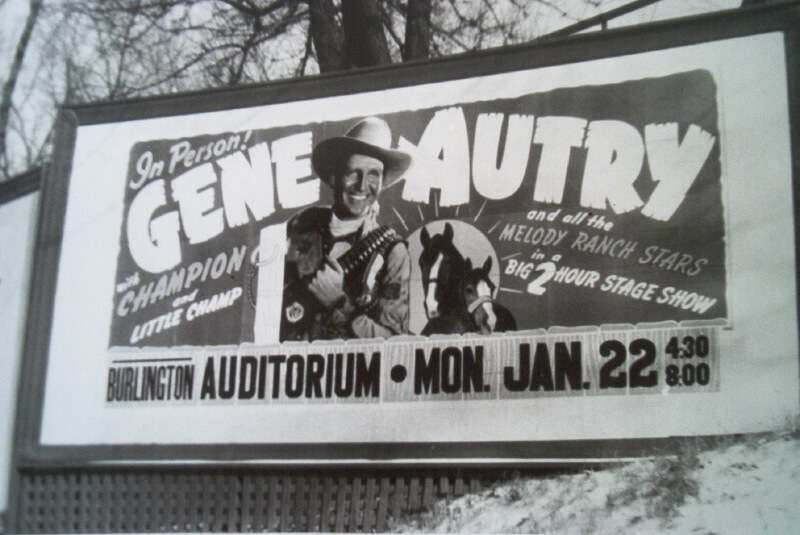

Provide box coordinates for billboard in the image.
[23,10,800,463]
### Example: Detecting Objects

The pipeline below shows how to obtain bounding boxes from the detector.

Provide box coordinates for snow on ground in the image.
[394,430,800,534]
[671,434,800,534]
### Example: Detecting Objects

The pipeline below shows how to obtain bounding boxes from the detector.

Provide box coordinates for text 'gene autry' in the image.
[125,107,715,273]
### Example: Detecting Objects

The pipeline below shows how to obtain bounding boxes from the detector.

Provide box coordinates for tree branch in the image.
[0,0,43,179]
[295,26,313,77]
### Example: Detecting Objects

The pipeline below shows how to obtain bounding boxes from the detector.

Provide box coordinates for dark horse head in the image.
[461,256,517,334]
[462,256,497,334]
[419,223,466,322]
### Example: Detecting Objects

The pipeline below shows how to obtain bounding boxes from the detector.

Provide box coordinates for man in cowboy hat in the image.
[279,116,412,341]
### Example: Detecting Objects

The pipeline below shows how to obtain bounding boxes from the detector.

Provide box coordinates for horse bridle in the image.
[423,253,444,319]
[466,295,492,314]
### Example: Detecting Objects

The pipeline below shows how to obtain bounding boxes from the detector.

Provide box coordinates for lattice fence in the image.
[15,469,490,533]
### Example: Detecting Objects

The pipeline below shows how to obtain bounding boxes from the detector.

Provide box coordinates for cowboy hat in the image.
[312,116,411,187]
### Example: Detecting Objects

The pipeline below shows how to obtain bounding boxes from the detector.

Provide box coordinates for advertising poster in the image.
[108,69,724,401]
[36,30,798,460]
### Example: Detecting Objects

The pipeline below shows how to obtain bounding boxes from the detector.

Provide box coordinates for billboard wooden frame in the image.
[11,2,800,470]
[0,169,40,205]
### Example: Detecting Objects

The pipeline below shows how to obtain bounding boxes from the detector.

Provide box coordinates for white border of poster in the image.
[37,31,798,455]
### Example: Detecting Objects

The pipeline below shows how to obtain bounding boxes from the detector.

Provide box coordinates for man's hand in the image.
[309,257,346,308]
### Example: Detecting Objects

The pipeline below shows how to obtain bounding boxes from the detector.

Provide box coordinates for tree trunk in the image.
[341,0,391,68]
[0,0,43,179]
[403,0,431,61]
[307,0,345,73]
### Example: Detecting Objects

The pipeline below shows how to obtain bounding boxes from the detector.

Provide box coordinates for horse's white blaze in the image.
[425,253,442,318]
[476,279,492,299]
[477,280,496,331]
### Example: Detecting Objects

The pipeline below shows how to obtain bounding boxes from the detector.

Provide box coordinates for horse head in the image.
[462,256,497,334]
[419,222,466,320]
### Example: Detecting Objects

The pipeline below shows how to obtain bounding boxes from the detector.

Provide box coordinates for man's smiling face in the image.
[334,153,384,219]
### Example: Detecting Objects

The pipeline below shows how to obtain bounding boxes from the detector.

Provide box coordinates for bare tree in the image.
[59,0,309,98]
[0,0,42,179]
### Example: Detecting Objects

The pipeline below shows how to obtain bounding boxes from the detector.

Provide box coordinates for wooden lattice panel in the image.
[15,469,487,533]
